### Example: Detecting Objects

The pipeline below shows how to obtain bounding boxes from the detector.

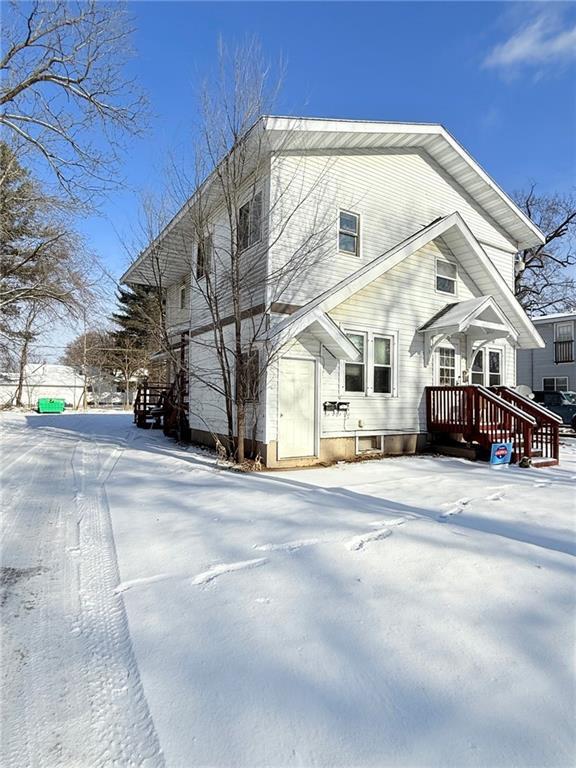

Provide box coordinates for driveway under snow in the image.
[1,413,575,767]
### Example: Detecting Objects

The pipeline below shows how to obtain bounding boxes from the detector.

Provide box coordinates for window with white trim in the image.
[436,259,457,294]
[179,283,187,310]
[555,322,574,342]
[339,211,360,256]
[238,192,262,251]
[543,376,568,392]
[488,350,502,386]
[196,235,212,279]
[471,349,484,385]
[344,330,395,395]
[344,332,365,392]
[438,347,456,385]
[373,336,392,394]
[471,348,502,386]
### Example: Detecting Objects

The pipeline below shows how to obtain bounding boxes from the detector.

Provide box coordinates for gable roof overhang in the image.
[122,116,545,286]
[263,117,545,250]
[270,309,360,361]
[268,212,545,351]
[418,295,518,341]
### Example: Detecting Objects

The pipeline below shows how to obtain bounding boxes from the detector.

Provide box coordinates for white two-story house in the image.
[123,117,555,467]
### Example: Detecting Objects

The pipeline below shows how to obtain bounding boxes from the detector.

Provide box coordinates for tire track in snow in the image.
[72,440,164,768]
[1,432,164,768]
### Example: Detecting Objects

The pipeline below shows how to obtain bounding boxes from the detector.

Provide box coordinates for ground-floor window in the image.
[437,347,456,386]
[471,348,502,387]
[543,376,568,392]
[343,330,395,396]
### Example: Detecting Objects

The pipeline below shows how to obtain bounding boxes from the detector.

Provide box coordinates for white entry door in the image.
[278,357,316,459]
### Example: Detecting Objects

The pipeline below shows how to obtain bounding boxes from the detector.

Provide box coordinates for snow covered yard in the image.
[1,413,575,768]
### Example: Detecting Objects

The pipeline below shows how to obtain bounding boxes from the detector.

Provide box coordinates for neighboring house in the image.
[0,364,85,408]
[517,312,576,393]
[123,117,552,467]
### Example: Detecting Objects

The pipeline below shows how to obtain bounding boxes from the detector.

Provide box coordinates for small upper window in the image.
[238,192,262,251]
[436,260,457,294]
[339,211,360,256]
[196,235,212,279]
[179,283,187,310]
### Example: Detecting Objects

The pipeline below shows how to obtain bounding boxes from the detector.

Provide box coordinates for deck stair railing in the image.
[426,385,556,464]
[133,385,166,429]
[493,386,561,463]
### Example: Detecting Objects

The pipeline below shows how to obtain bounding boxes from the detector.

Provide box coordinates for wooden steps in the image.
[427,385,561,468]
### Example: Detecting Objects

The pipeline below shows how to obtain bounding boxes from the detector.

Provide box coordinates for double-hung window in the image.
[238,192,262,251]
[344,331,395,395]
[554,321,574,363]
[373,336,392,394]
[344,333,365,392]
[196,235,212,279]
[436,259,457,294]
[339,211,360,256]
[471,348,502,386]
[179,283,187,311]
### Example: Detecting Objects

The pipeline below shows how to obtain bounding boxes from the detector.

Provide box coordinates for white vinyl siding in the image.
[314,239,516,437]
[268,150,517,310]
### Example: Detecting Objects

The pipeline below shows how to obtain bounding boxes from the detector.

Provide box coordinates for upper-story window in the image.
[436,259,457,294]
[179,283,187,310]
[238,192,262,251]
[338,211,360,256]
[196,235,212,280]
[554,321,574,364]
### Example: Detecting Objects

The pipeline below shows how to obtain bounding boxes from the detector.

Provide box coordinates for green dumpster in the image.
[37,398,66,414]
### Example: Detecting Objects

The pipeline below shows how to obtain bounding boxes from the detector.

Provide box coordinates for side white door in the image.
[278,357,316,459]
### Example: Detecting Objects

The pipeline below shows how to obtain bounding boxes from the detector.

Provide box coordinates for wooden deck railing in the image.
[494,386,561,462]
[426,385,538,462]
[133,385,166,427]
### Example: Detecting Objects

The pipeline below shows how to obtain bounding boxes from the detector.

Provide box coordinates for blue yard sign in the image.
[490,442,513,466]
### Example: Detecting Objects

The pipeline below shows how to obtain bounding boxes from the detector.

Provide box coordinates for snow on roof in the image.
[0,364,85,388]
[530,311,576,324]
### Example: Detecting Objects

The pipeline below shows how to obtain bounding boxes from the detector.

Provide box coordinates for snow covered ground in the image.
[1,412,575,767]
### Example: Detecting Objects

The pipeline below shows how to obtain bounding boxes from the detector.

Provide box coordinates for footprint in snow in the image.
[438,497,471,522]
[346,519,406,551]
[486,491,505,501]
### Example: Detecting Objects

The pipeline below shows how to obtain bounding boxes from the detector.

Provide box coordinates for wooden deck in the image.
[426,385,560,466]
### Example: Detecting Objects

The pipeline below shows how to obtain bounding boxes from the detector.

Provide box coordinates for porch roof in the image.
[418,295,518,341]
[269,309,360,361]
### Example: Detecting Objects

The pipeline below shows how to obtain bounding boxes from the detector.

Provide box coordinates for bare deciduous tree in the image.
[514,187,576,314]
[127,41,336,462]
[1,0,146,203]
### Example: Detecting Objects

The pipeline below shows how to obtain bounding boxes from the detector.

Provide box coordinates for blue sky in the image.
[48,1,576,353]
